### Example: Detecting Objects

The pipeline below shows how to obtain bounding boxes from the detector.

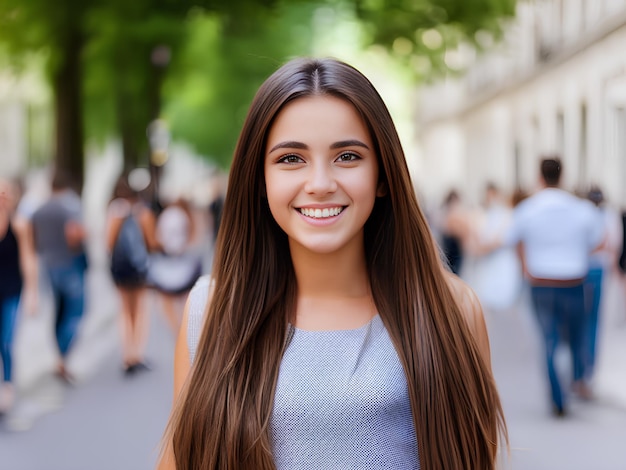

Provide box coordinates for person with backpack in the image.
[106,171,159,375]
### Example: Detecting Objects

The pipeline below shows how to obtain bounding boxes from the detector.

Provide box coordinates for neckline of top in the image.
[290,314,381,334]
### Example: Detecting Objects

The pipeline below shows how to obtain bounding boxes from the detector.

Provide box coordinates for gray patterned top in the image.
[187,276,419,469]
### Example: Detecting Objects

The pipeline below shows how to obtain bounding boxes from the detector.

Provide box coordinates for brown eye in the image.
[336,152,360,162]
[278,154,304,164]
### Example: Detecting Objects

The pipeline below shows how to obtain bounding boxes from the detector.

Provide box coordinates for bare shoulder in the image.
[445,272,483,329]
[173,275,214,398]
[444,271,492,368]
[185,275,214,335]
[172,276,213,399]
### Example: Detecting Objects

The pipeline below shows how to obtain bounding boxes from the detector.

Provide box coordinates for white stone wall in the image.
[0,66,50,179]
[0,100,27,178]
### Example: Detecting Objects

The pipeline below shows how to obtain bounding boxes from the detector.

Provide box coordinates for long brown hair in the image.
[167,57,506,469]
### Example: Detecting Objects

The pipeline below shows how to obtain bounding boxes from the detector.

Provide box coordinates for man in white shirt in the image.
[504,157,604,417]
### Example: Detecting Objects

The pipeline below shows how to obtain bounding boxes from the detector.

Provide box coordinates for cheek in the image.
[264,177,293,220]
[347,170,379,202]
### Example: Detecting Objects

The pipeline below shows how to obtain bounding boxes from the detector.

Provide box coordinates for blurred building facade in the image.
[0,67,51,179]
[0,77,28,177]
[417,0,626,207]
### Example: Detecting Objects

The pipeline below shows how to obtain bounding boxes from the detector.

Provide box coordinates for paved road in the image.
[1,257,626,470]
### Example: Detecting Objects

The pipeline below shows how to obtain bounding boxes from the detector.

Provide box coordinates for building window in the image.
[556,110,565,156]
[617,107,626,203]
[513,141,522,188]
[579,103,587,187]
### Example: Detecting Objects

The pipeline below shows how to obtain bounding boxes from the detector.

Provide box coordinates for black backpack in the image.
[110,215,149,285]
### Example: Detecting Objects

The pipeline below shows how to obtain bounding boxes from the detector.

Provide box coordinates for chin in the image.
[289,235,361,257]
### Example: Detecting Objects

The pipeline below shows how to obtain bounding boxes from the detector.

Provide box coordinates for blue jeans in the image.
[584,268,603,380]
[46,256,86,357]
[530,284,586,412]
[0,294,20,382]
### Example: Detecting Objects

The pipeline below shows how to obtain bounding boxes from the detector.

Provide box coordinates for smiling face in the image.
[264,95,383,257]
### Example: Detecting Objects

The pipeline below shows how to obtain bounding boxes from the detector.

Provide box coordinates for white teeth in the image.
[299,207,343,218]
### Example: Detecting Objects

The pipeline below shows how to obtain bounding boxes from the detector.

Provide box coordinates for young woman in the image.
[106,172,159,375]
[158,57,507,469]
[149,197,203,333]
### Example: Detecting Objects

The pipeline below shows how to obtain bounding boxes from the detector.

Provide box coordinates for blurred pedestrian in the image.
[618,210,626,320]
[148,197,203,334]
[501,157,604,416]
[0,178,38,413]
[106,171,159,375]
[438,188,470,275]
[582,186,621,383]
[208,195,223,242]
[31,170,88,383]
[158,57,506,470]
[471,182,523,314]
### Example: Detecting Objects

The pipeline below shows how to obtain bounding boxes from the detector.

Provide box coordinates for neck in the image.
[290,239,369,298]
[289,236,375,330]
[540,178,560,190]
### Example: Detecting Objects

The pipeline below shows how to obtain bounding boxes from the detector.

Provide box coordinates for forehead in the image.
[267,95,371,144]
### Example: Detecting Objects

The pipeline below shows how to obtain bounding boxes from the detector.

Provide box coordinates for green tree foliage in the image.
[0,0,516,182]
[84,3,185,170]
[348,0,517,76]
[84,0,301,175]
[0,0,89,190]
[0,0,286,188]
[354,0,515,45]
[163,0,516,167]
[163,4,317,169]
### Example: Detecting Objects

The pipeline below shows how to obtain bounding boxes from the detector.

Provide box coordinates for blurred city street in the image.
[0,248,625,469]
[0,253,176,470]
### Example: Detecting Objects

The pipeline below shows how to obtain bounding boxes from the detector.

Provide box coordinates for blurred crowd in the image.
[429,156,626,416]
[0,165,225,417]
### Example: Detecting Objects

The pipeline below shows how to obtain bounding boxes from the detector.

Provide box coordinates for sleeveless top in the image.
[0,222,23,297]
[187,276,420,469]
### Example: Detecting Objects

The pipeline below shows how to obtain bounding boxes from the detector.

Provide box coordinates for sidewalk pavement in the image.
[481,263,626,470]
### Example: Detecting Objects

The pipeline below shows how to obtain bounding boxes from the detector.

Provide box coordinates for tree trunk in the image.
[116,90,141,172]
[52,29,85,194]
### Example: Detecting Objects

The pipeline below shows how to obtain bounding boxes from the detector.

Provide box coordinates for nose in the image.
[304,161,337,195]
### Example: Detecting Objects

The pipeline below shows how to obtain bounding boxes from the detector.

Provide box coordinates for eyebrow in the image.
[331,139,370,150]
[268,139,370,154]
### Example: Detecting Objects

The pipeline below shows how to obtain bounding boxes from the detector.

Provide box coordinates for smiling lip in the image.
[296,205,346,225]
[298,206,345,219]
